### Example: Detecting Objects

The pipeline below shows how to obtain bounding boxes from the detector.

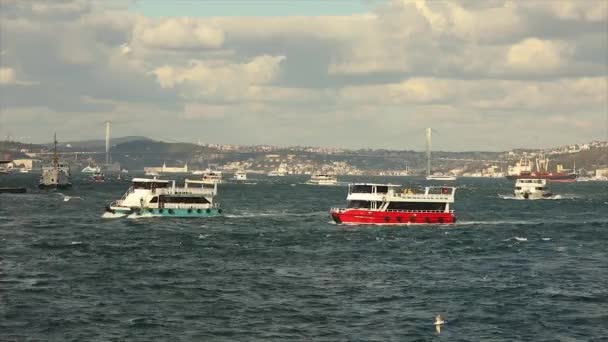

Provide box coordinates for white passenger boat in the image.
[202,170,223,184]
[513,178,553,200]
[330,183,457,225]
[82,165,101,173]
[233,170,247,181]
[105,177,221,217]
[307,174,338,185]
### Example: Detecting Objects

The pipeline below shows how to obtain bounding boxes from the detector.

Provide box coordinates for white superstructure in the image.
[233,171,247,181]
[513,179,552,200]
[307,174,338,185]
[202,170,223,184]
[107,177,220,216]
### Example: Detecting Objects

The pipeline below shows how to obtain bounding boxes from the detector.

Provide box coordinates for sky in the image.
[0,0,607,151]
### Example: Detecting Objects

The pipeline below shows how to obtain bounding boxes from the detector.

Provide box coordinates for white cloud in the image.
[152,55,286,101]
[0,0,606,150]
[134,17,224,49]
[506,38,568,73]
[0,67,17,84]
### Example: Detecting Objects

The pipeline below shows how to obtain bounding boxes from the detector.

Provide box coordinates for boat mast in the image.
[52,133,59,168]
[425,128,432,177]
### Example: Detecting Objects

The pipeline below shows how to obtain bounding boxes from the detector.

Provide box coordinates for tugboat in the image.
[513,178,553,200]
[105,177,221,217]
[307,174,338,185]
[39,134,72,190]
[330,183,456,225]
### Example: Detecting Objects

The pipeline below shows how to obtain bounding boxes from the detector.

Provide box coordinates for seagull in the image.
[435,314,445,334]
[57,193,82,202]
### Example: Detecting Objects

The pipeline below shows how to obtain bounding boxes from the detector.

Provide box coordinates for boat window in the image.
[133,181,170,190]
[386,202,446,211]
[149,196,159,203]
[351,185,373,193]
[159,196,210,204]
[515,187,522,190]
[348,200,371,209]
[535,187,545,190]
[376,186,389,193]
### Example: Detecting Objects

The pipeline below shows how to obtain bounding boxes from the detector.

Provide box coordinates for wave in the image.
[497,194,574,200]
[224,211,327,219]
[101,212,127,219]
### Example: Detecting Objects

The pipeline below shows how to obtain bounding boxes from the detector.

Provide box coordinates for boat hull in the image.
[38,183,72,190]
[107,206,222,218]
[0,187,27,194]
[330,209,455,225]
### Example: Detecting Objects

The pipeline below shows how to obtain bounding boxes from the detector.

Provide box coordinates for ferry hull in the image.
[107,206,222,218]
[39,183,72,190]
[330,209,455,225]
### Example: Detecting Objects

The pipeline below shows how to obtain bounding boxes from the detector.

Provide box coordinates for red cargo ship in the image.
[330,183,456,225]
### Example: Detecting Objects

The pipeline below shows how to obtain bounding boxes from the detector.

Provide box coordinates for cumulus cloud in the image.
[153,55,286,101]
[134,17,224,49]
[506,38,568,73]
[0,0,606,149]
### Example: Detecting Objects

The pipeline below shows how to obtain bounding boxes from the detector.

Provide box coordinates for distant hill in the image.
[58,136,154,150]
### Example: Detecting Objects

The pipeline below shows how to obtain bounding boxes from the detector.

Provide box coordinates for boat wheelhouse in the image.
[105,177,221,218]
[307,174,338,185]
[330,183,456,225]
[513,178,552,200]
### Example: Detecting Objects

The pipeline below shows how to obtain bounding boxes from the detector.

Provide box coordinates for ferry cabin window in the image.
[159,196,210,204]
[386,202,446,211]
[376,186,389,193]
[133,181,169,189]
[351,185,373,193]
[149,196,159,203]
[348,200,372,209]
[535,187,545,190]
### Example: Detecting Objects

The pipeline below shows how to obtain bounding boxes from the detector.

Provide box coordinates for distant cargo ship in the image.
[506,155,577,182]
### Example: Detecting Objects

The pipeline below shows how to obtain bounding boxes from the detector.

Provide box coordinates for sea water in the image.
[1,174,607,341]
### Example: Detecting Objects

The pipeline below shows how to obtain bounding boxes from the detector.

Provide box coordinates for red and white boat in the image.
[330,183,456,225]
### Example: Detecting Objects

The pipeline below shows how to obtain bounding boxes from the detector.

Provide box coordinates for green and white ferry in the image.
[105,177,222,218]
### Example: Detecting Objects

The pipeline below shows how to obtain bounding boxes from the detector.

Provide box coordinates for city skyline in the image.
[0,0,607,151]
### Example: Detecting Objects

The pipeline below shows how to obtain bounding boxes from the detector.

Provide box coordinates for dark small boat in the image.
[0,187,27,194]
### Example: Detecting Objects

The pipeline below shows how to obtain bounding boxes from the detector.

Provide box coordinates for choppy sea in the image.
[1,174,607,341]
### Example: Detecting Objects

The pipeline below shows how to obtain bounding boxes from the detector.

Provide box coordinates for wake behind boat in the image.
[330,183,456,225]
[105,177,221,218]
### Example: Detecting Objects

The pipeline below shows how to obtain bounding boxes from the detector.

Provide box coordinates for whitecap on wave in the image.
[101,212,126,219]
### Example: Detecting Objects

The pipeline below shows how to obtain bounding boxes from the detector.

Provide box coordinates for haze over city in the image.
[0,0,606,151]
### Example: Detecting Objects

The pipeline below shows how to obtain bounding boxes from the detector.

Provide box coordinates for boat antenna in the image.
[53,133,59,167]
[425,128,432,177]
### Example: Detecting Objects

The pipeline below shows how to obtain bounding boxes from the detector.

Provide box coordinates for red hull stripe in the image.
[331,210,455,225]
